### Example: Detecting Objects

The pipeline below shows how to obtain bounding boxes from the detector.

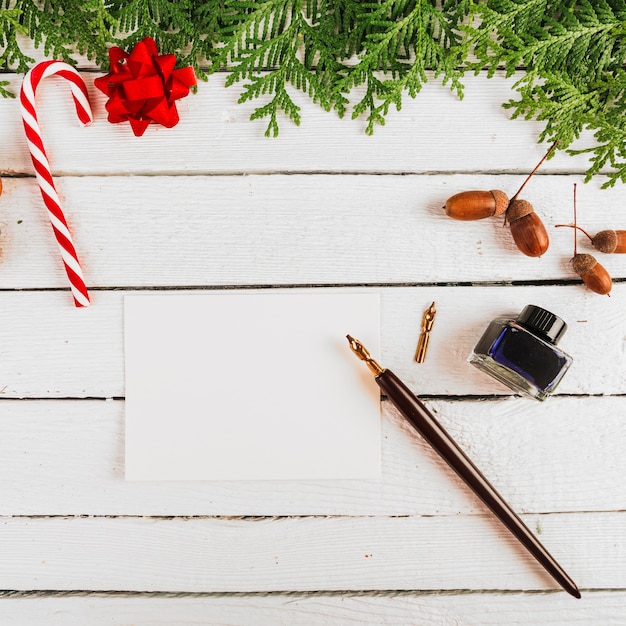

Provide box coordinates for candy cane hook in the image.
[20,61,93,307]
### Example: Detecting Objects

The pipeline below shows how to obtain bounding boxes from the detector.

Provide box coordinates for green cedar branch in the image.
[473,0,626,187]
[2,1,626,185]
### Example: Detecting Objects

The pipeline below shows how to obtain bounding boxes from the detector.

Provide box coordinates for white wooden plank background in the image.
[0,55,625,623]
[0,71,598,175]
[1,592,624,626]
[2,395,624,516]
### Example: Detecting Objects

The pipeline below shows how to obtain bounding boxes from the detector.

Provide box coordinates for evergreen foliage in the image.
[472,0,626,186]
[2,1,626,184]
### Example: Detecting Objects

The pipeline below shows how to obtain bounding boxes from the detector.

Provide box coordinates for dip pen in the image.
[346,335,580,599]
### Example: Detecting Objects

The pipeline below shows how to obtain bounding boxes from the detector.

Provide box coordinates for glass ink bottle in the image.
[469,304,573,401]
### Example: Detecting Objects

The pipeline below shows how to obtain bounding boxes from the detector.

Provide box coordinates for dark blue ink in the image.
[470,305,573,401]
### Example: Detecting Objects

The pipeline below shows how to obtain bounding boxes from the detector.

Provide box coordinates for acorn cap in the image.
[489,190,509,217]
[592,230,617,253]
[516,304,567,344]
[572,253,597,276]
[506,199,534,222]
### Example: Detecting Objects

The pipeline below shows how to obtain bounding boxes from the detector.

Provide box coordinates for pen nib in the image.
[346,335,384,376]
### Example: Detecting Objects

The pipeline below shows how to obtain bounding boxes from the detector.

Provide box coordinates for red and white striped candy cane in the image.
[20,61,93,307]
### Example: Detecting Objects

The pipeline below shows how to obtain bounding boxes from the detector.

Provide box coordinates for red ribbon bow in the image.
[95,37,196,137]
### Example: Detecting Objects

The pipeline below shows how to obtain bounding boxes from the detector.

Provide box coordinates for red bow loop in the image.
[94,37,196,136]
[155,54,177,81]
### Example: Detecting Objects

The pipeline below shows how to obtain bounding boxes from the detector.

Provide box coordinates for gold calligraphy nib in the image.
[414,301,436,363]
[346,335,384,376]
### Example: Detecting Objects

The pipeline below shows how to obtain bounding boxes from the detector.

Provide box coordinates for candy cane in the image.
[20,61,93,307]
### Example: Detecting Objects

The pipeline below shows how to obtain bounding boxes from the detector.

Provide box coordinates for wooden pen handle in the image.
[375,368,580,598]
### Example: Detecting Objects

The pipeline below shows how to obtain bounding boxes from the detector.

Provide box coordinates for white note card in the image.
[124,291,381,481]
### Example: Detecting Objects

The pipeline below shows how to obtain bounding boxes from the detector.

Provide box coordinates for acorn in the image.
[589,230,626,254]
[506,199,549,257]
[555,224,626,254]
[443,142,557,255]
[571,253,612,295]
[444,189,509,221]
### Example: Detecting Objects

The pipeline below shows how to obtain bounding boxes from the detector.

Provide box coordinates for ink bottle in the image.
[469,304,573,401]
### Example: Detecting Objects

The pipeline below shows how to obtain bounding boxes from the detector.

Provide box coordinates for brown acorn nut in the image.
[444,190,509,221]
[592,230,626,253]
[559,184,613,295]
[571,253,612,295]
[443,142,557,225]
[506,199,549,257]
[580,228,626,253]
[554,224,626,253]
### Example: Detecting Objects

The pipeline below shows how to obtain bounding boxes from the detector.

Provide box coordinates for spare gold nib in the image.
[346,335,384,376]
[414,301,436,363]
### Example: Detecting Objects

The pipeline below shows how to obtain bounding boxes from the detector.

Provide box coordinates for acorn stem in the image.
[509,141,558,204]
[554,224,594,241]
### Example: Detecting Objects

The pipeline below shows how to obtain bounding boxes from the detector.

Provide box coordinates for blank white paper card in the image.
[124,291,381,481]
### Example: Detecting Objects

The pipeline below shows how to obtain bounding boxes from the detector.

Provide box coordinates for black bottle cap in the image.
[516,304,567,344]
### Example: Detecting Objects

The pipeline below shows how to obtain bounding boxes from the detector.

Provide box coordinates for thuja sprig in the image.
[215,0,365,134]
[217,1,345,136]
[0,6,31,95]
[217,0,472,135]
[471,0,626,187]
[4,1,626,186]
[18,0,117,67]
[114,0,199,61]
[341,0,471,134]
